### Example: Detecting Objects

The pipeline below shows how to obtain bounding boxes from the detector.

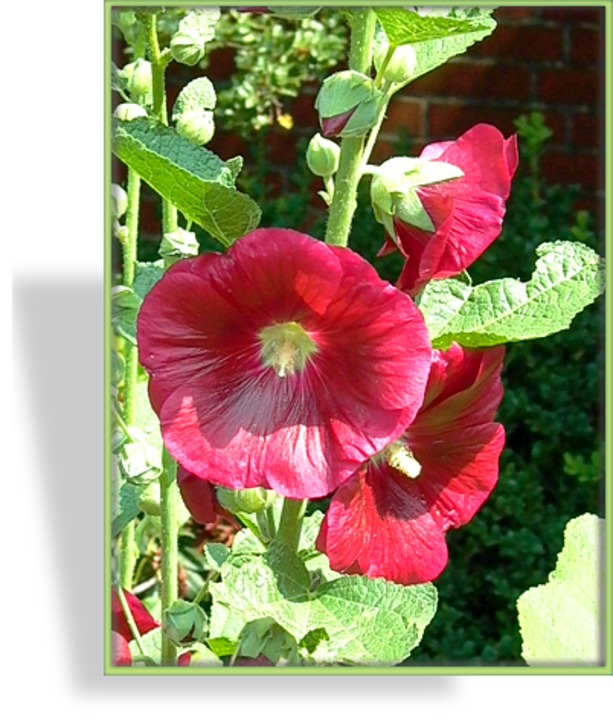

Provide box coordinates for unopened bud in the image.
[315,70,383,139]
[122,59,153,98]
[175,110,215,145]
[216,487,275,515]
[164,600,208,644]
[111,184,128,220]
[373,39,417,84]
[138,482,161,516]
[113,103,147,121]
[170,32,205,66]
[306,133,340,177]
[159,227,199,260]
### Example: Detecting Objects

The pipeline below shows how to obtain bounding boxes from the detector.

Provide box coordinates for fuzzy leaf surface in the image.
[209,543,437,665]
[517,513,604,665]
[112,118,260,245]
[421,242,605,348]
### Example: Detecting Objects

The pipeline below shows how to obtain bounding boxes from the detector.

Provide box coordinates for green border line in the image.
[104,0,612,676]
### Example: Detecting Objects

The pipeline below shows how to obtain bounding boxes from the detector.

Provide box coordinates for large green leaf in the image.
[113,117,260,245]
[418,241,605,348]
[516,513,604,666]
[375,7,494,47]
[209,543,437,665]
[375,7,496,83]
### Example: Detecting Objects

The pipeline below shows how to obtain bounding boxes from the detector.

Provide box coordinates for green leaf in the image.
[133,260,164,300]
[112,481,143,537]
[184,641,224,667]
[113,117,260,246]
[204,543,230,571]
[112,261,164,346]
[517,513,604,666]
[129,627,163,666]
[375,7,494,47]
[421,241,605,348]
[172,77,217,120]
[179,7,220,44]
[375,8,496,84]
[209,543,437,665]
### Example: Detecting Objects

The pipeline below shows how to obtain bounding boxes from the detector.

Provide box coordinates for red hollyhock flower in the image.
[316,343,505,585]
[137,228,432,499]
[111,587,159,641]
[381,124,518,296]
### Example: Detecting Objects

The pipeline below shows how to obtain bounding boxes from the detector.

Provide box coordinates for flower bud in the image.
[164,600,208,644]
[175,110,215,145]
[306,133,341,177]
[113,103,147,121]
[216,487,275,515]
[111,184,128,220]
[170,31,205,66]
[373,39,417,84]
[315,70,383,139]
[122,59,153,98]
[159,227,199,261]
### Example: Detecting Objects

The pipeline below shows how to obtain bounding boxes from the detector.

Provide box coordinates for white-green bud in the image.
[170,31,205,66]
[113,103,147,121]
[175,110,215,145]
[138,482,161,516]
[373,39,417,84]
[111,184,128,220]
[306,133,341,177]
[122,59,153,98]
[216,487,275,515]
[159,227,199,260]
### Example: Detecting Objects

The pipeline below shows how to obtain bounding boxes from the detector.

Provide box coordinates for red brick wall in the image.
[123,6,605,241]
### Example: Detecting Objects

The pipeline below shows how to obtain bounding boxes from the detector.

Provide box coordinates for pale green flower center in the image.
[380,440,422,479]
[258,321,318,378]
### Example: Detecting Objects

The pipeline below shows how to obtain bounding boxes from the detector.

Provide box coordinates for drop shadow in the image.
[14,275,457,697]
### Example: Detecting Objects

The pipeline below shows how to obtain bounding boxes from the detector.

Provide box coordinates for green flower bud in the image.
[216,487,275,515]
[315,70,383,139]
[373,39,417,84]
[175,110,215,145]
[114,223,129,244]
[164,600,208,644]
[170,31,205,66]
[138,482,161,516]
[122,59,153,98]
[159,227,199,261]
[113,103,147,121]
[119,428,162,485]
[111,184,128,220]
[306,133,340,177]
[370,157,464,236]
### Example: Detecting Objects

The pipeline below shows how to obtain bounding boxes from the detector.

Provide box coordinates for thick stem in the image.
[159,448,178,665]
[147,12,178,235]
[323,9,376,247]
[276,499,308,552]
[118,165,141,590]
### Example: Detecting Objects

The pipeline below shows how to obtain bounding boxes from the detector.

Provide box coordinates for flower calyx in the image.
[315,70,384,139]
[370,156,463,238]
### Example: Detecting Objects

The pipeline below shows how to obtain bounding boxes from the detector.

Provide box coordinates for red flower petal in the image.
[317,345,505,584]
[321,108,355,138]
[389,124,517,295]
[138,229,432,499]
[111,631,132,667]
[111,588,159,641]
[177,466,220,525]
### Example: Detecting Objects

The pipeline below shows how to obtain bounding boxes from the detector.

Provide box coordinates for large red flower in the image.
[316,344,505,585]
[381,124,518,296]
[137,229,432,499]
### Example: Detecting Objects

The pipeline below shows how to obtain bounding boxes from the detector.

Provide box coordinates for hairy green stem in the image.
[160,448,178,665]
[118,164,142,590]
[323,9,376,247]
[147,12,178,235]
[276,499,308,552]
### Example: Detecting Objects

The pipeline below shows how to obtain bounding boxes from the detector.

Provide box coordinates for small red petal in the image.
[111,588,159,641]
[111,631,132,666]
[321,108,355,138]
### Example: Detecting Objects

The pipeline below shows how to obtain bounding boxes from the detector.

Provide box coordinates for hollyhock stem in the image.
[118,164,142,590]
[276,499,308,551]
[159,448,178,665]
[324,9,375,247]
[115,584,147,656]
[146,12,178,235]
